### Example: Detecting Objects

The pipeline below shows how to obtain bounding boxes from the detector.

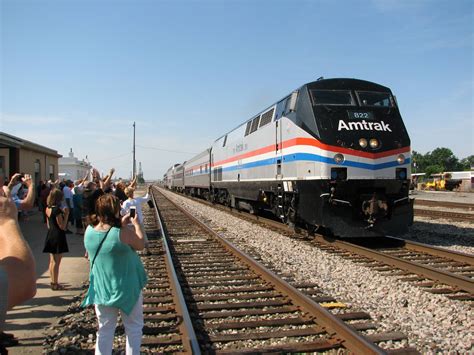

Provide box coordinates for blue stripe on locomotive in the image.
[216,153,410,173]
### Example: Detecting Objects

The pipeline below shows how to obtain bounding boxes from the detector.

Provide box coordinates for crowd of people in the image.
[0,168,152,354]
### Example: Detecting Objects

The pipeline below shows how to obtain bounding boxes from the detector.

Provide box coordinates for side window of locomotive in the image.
[249,115,260,134]
[244,121,252,136]
[356,91,394,107]
[311,90,355,106]
[259,108,274,128]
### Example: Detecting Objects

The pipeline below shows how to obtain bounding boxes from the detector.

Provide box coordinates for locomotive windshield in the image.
[356,91,394,107]
[311,90,355,106]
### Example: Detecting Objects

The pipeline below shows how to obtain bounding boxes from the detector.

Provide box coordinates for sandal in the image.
[51,283,65,291]
[55,284,66,290]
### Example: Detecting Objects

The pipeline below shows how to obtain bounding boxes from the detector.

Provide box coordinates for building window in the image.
[49,164,55,180]
[0,156,4,178]
[34,160,41,184]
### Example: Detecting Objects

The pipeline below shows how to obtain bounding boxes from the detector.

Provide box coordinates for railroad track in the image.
[414,199,474,211]
[158,188,474,304]
[312,237,474,301]
[413,199,474,222]
[146,187,418,354]
[413,208,474,223]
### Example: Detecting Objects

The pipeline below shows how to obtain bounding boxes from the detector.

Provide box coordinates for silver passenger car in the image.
[183,149,211,197]
[171,163,184,191]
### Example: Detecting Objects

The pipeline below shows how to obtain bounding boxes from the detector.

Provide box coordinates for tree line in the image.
[412,148,473,177]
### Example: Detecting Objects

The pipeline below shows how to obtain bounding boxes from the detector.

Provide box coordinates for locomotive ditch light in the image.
[333,153,345,164]
[358,138,368,148]
[397,154,405,164]
[369,138,379,149]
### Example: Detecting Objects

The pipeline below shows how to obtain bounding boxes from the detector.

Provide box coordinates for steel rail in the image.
[414,208,474,222]
[158,189,387,355]
[414,199,474,211]
[150,188,201,355]
[387,237,474,266]
[318,237,474,294]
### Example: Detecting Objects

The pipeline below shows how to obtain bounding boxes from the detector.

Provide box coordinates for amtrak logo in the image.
[338,120,392,132]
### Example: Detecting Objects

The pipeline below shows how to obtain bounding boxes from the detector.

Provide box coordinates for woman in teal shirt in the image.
[82,194,147,355]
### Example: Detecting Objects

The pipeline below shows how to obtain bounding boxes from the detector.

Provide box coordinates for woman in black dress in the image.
[43,188,69,290]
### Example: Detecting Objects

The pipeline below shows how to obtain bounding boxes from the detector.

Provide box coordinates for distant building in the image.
[0,131,61,183]
[58,148,92,181]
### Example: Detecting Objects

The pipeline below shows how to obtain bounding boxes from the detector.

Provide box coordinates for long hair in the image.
[46,188,64,208]
[89,194,121,228]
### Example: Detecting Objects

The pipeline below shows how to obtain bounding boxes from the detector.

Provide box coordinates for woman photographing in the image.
[82,194,147,354]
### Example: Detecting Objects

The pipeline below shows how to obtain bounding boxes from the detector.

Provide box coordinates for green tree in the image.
[459,155,474,170]
[427,147,459,172]
[424,164,444,177]
[412,150,428,173]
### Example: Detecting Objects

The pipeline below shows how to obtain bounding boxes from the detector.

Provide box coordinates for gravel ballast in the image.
[161,189,473,353]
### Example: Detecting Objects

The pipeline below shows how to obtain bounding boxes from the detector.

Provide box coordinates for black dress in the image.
[43,206,69,254]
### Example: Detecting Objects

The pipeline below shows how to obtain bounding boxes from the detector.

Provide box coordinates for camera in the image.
[130,206,136,218]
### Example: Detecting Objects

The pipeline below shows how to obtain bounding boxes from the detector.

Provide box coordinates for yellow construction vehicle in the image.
[423,173,462,191]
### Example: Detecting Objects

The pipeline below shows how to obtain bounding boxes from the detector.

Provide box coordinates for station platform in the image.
[4,211,89,354]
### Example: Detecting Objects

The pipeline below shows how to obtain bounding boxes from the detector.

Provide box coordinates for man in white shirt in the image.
[121,186,151,254]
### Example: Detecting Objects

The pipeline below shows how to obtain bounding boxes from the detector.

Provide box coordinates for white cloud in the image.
[0,113,64,127]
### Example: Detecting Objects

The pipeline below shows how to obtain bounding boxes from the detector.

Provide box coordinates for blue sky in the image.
[1,0,472,179]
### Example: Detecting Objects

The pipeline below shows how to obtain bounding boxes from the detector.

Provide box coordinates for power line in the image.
[92,152,132,163]
[136,144,197,155]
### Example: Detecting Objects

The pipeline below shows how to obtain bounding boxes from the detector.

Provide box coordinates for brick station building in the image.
[0,131,61,184]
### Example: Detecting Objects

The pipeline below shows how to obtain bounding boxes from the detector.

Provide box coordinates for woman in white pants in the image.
[82,194,147,354]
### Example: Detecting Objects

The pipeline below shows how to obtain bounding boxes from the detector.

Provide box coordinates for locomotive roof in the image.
[305,78,391,92]
[214,78,393,142]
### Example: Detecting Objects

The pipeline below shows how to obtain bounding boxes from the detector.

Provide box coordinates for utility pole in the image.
[133,122,136,178]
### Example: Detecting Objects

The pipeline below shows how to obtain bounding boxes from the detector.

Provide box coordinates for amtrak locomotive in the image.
[165,78,413,237]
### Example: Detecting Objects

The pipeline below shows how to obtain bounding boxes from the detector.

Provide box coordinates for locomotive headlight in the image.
[369,138,379,149]
[359,138,368,148]
[333,153,345,164]
[397,154,405,164]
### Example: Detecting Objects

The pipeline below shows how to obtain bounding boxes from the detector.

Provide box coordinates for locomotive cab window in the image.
[356,91,394,107]
[311,90,355,106]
